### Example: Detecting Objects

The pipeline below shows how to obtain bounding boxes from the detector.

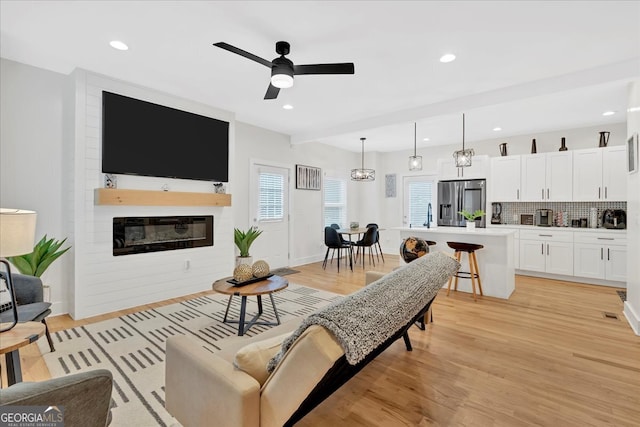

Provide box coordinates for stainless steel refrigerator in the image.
[437,179,486,228]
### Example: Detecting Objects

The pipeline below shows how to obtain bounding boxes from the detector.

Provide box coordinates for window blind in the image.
[323,177,347,227]
[258,172,284,221]
[408,181,433,227]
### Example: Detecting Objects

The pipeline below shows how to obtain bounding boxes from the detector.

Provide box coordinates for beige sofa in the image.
[165,252,459,427]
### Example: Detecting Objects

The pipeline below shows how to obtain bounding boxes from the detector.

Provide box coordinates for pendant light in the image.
[453,113,474,168]
[408,122,422,171]
[351,137,375,181]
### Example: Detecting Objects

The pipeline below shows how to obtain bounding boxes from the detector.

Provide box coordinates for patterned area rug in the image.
[39,284,341,427]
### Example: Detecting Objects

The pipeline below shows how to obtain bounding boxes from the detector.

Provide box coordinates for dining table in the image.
[336,227,371,243]
[337,227,385,266]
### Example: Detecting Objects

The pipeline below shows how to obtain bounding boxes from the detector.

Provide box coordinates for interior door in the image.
[250,163,290,268]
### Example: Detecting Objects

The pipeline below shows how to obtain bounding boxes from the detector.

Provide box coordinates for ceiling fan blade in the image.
[264,83,280,100]
[213,42,272,68]
[293,63,355,75]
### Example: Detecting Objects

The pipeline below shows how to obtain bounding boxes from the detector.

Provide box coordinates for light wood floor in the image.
[5,254,640,426]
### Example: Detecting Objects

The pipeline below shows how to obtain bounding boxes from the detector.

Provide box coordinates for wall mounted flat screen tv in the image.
[102,91,229,182]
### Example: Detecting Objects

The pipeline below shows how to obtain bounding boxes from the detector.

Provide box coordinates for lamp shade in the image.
[0,208,37,257]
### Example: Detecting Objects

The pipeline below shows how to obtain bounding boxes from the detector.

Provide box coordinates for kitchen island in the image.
[396,226,516,299]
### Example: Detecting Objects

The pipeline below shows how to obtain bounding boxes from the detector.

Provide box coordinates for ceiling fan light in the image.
[271,73,293,89]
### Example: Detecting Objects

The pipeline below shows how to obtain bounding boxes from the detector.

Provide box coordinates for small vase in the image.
[499,143,508,156]
[559,137,568,151]
[466,221,476,230]
[531,139,537,154]
[235,256,252,267]
[598,131,610,148]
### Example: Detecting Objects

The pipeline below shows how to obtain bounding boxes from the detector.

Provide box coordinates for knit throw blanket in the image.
[267,251,460,372]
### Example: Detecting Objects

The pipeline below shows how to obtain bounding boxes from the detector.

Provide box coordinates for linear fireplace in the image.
[113,216,213,256]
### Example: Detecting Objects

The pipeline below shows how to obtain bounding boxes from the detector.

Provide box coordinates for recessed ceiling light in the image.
[282,104,293,110]
[439,53,456,63]
[493,127,502,131]
[109,40,129,51]
[423,137,430,141]
[602,111,615,116]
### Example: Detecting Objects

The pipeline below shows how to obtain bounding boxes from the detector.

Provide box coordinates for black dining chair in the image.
[365,223,385,263]
[353,226,377,269]
[330,224,351,246]
[323,226,352,272]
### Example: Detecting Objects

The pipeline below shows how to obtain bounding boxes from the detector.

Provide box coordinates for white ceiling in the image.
[1,1,638,152]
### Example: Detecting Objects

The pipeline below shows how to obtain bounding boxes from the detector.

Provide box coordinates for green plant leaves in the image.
[233,227,262,257]
[7,235,71,277]
[458,209,486,221]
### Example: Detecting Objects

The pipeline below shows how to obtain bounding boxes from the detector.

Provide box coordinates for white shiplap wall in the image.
[68,70,235,319]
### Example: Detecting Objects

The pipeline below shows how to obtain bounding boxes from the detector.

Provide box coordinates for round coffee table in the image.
[212,275,288,336]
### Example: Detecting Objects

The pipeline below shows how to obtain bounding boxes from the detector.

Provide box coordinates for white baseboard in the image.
[515,270,625,288]
[291,254,325,267]
[623,301,640,336]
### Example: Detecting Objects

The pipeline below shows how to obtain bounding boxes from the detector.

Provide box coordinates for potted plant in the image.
[234,226,262,266]
[458,210,485,230]
[8,235,71,301]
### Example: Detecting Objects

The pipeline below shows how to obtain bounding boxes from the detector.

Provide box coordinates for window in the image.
[404,176,436,227]
[323,176,347,227]
[258,171,284,221]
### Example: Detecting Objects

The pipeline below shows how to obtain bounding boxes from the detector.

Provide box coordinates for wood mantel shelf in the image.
[94,188,231,206]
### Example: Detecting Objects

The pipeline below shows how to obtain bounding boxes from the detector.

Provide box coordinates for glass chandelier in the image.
[408,122,422,171]
[351,137,375,181]
[453,113,474,168]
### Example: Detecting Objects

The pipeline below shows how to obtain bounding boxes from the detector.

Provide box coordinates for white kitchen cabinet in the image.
[521,152,572,201]
[546,152,573,201]
[491,156,521,201]
[602,146,627,201]
[573,232,626,282]
[519,229,573,276]
[520,154,546,201]
[573,146,626,201]
[438,155,489,180]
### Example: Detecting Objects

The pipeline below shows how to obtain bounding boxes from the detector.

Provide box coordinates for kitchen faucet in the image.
[424,203,432,228]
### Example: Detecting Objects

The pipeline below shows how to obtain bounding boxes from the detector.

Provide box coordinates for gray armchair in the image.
[0,272,55,351]
[0,369,113,427]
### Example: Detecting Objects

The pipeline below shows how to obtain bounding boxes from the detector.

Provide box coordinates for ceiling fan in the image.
[213,41,355,100]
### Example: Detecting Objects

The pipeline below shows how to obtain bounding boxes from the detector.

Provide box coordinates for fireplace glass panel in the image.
[113,216,213,256]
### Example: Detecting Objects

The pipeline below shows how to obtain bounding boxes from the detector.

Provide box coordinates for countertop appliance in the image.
[535,209,553,227]
[602,209,626,229]
[491,202,502,224]
[437,179,486,228]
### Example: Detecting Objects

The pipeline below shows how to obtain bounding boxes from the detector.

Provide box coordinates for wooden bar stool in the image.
[446,241,484,301]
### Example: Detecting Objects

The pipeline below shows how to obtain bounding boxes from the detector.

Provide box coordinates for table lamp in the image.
[0,208,37,332]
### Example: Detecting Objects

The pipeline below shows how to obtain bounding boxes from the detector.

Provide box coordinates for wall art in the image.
[295,164,322,190]
[385,174,397,198]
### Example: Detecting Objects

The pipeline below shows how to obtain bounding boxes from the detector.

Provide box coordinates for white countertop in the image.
[486,224,627,233]
[395,226,515,237]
